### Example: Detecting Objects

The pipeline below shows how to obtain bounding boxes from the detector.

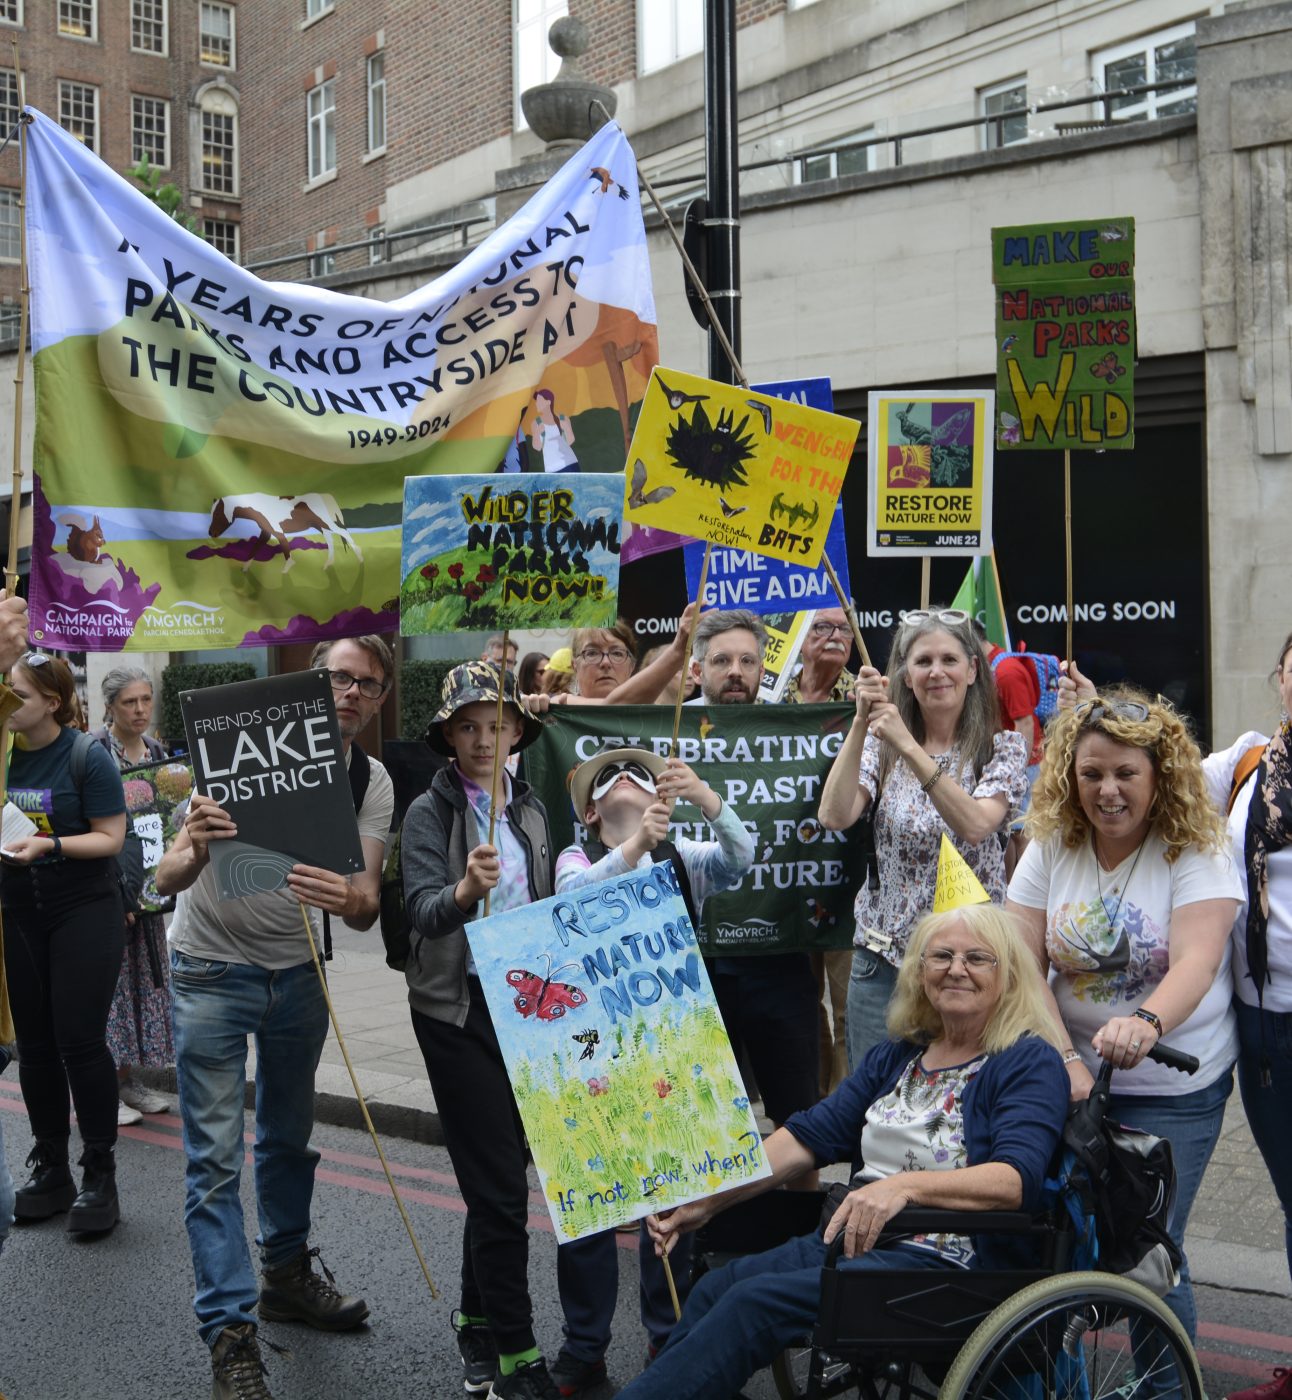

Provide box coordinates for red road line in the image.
[1200,1320,1292,1352]
[1195,1347,1287,1383]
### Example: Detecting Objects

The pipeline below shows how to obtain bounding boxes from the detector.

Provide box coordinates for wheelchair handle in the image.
[1145,1042,1199,1074]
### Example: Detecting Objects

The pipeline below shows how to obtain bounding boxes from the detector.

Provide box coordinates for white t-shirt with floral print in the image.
[855,730,1028,966]
[853,1052,990,1266]
[1009,833,1241,1096]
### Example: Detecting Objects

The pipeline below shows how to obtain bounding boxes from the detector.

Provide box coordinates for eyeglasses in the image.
[590,760,657,801]
[809,621,851,639]
[1076,698,1150,724]
[327,669,387,700]
[920,948,999,973]
[900,609,970,629]
[577,647,631,666]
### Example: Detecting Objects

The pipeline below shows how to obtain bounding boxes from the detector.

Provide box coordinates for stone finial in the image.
[520,16,617,148]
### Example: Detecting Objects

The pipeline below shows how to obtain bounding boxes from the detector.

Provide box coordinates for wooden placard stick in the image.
[662,1249,683,1321]
[1063,449,1074,666]
[819,552,871,671]
[669,542,712,756]
[484,628,510,917]
[919,556,931,611]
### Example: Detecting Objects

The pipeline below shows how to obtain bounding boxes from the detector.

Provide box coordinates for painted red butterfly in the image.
[506,957,588,1021]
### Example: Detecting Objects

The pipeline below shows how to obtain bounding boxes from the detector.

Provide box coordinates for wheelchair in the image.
[692,1047,1203,1400]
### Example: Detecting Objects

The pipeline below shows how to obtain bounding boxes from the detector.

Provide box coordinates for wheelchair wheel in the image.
[938,1271,1203,1400]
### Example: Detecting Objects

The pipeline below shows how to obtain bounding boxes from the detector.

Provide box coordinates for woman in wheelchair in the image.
[1008,689,1241,1346]
[616,902,1068,1400]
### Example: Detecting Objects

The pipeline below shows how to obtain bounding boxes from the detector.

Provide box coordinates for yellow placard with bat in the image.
[623,368,859,569]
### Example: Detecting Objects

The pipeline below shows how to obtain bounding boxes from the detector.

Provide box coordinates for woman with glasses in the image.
[1006,689,1241,1343]
[820,607,1029,1070]
[615,902,1068,1400]
[3,653,128,1236]
[570,622,638,699]
[90,666,175,1128]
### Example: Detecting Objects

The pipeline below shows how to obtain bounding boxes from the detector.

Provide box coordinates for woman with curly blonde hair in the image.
[1006,687,1241,1344]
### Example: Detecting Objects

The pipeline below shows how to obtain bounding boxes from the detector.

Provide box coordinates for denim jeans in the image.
[1108,1067,1233,1341]
[614,1233,956,1400]
[845,945,899,1074]
[1234,997,1292,1285]
[0,1116,12,1256]
[171,950,328,1347]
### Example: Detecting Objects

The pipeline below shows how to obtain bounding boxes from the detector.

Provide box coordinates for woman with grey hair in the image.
[92,666,173,1123]
[819,607,1028,1069]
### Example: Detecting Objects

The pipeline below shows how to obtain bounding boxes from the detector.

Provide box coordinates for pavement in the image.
[137,923,1292,1305]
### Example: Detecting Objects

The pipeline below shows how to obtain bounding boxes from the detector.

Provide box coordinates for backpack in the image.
[582,835,701,930]
[1228,744,1267,814]
[379,785,458,972]
[69,731,147,914]
[1061,1068,1181,1296]
[990,646,1062,725]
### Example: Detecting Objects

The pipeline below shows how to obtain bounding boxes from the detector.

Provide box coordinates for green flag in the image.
[952,553,1011,651]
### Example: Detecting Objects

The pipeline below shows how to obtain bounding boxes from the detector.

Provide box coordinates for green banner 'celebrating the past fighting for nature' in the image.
[524,705,862,954]
[992,217,1135,451]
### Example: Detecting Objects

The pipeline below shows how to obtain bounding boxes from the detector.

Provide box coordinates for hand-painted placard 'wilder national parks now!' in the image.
[22,108,656,651]
[466,864,770,1242]
[399,475,622,634]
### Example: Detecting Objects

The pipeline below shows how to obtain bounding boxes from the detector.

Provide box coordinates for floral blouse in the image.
[854,730,1028,965]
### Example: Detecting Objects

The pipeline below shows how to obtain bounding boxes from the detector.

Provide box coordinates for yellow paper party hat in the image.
[933,833,991,912]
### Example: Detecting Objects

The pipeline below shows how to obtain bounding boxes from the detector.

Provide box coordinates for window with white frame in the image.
[307,78,336,182]
[639,0,702,76]
[979,78,1028,149]
[0,68,18,135]
[310,247,336,278]
[0,302,20,348]
[131,95,169,167]
[514,0,567,128]
[1094,22,1196,121]
[368,226,387,265]
[0,3,21,27]
[796,130,876,184]
[200,2,235,68]
[0,188,19,261]
[200,90,238,194]
[366,52,385,153]
[306,0,332,18]
[58,0,96,39]
[203,218,239,260]
[131,0,166,54]
[58,80,98,152]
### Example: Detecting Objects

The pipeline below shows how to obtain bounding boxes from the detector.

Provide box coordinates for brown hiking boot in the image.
[258,1246,369,1331]
[210,1324,273,1400]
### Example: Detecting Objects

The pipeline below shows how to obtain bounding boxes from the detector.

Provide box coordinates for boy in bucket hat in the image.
[548,747,755,1395]
[400,662,558,1400]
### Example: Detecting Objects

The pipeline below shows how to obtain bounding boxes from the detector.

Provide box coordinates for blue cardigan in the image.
[784,1035,1068,1263]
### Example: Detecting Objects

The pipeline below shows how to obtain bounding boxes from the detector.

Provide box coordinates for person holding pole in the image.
[400,662,560,1400]
[546,745,755,1394]
[819,608,1028,1071]
[155,637,394,1400]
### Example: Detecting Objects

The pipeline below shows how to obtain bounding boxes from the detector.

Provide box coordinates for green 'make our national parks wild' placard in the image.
[992,218,1135,451]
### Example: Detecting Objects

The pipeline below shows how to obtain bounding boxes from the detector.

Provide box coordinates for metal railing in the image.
[244,212,495,278]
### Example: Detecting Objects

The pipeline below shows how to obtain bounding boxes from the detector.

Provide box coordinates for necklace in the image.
[1092,829,1150,933]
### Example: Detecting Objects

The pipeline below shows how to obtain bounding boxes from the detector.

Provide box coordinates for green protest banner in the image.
[524,704,861,954]
[992,217,1135,451]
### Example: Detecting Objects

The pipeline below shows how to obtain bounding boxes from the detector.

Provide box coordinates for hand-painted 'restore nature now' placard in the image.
[181,670,363,900]
[121,757,195,913]
[992,217,1135,451]
[623,367,858,569]
[466,865,770,1241]
[400,475,622,634]
[683,504,850,614]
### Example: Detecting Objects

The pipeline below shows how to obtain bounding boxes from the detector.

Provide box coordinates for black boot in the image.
[13,1139,76,1221]
[66,1143,119,1234]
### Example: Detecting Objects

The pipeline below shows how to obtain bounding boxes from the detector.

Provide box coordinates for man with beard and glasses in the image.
[785,609,856,705]
[683,611,820,1169]
[157,636,395,1400]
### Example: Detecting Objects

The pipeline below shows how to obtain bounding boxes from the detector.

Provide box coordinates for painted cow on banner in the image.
[207,493,364,574]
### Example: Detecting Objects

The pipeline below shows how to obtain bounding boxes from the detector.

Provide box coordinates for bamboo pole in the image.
[7,45,30,593]
[1063,450,1073,666]
[668,543,711,755]
[820,551,871,670]
[483,629,509,917]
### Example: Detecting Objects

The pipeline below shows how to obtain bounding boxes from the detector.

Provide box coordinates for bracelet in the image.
[920,757,949,794]
[1133,1007,1163,1036]
[49,834,62,860]
[1062,1050,1083,1065]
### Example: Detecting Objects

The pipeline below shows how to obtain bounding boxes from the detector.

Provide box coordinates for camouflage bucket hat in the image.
[425,661,543,755]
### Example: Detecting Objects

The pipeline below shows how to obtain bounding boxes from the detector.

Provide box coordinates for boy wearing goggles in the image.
[548,747,755,1394]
